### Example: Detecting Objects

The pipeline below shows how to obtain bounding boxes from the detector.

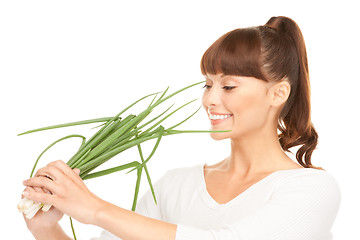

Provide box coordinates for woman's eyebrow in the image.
[204,74,236,82]
[204,76,213,81]
[221,75,238,82]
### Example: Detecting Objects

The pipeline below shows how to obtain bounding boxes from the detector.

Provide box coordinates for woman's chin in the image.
[209,131,231,141]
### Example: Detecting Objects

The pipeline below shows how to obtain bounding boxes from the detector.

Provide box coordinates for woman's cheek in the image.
[230,94,266,131]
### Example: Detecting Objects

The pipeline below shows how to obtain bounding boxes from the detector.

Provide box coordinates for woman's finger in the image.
[23,177,59,196]
[22,189,56,206]
[34,164,64,182]
[49,160,82,183]
[73,168,80,176]
[21,186,34,198]
[21,186,46,198]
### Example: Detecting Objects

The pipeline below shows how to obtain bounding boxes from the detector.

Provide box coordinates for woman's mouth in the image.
[209,113,232,120]
[208,110,233,125]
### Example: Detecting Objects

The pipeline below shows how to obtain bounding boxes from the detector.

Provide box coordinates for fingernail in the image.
[22,191,29,197]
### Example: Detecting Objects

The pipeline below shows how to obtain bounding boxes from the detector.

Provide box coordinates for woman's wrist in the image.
[85,195,109,226]
[30,223,72,240]
[90,199,113,227]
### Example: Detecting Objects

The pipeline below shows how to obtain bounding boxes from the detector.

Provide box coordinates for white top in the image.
[92,163,341,240]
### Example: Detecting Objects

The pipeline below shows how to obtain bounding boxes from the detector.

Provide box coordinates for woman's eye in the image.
[222,86,236,90]
[203,84,212,89]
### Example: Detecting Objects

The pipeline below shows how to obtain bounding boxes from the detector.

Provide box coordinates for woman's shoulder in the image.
[135,164,205,218]
[276,167,338,185]
[161,163,204,184]
[143,164,204,208]
[273,167,341,201]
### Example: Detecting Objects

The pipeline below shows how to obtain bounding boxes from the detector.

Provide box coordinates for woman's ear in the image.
[269,81,291,107]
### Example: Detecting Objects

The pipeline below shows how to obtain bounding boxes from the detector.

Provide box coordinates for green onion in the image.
[17,81,229,238]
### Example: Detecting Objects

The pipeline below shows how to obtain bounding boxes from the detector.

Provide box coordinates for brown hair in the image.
[201,16,319,169]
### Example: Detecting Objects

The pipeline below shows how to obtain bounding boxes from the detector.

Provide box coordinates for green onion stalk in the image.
[17,81,227,239]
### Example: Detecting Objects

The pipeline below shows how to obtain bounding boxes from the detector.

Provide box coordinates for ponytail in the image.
[262,17,320,169]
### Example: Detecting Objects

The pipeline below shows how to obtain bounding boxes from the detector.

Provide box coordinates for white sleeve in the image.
[90,172,166,240]
[175,170,341,240]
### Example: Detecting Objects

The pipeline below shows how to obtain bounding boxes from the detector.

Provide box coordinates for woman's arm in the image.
[30,223,72,240]
[22,160,177,240]
[93,201,177,240]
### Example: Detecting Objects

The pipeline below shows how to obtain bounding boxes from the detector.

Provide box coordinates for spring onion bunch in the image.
[18,81,222,224]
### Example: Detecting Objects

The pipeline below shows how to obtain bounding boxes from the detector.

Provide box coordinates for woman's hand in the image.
[23,160,104,225]
[22,186,64,234]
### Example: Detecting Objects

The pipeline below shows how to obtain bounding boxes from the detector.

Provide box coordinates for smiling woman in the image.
[22,16,340,240]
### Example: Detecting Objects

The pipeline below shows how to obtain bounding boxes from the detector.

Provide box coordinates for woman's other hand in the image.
[22,186,64,234]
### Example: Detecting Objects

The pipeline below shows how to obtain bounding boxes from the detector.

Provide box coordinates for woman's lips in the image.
[208,111,233,125]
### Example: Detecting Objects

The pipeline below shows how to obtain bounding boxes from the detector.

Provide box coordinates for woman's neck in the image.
[224,130,300,176]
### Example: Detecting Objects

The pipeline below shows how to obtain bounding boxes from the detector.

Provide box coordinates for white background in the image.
[1,0,359,239]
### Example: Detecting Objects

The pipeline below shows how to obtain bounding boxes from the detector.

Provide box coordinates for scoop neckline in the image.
[197,163,309,209]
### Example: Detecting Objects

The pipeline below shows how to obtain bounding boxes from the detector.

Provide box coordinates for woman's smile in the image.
[207,109,233,125]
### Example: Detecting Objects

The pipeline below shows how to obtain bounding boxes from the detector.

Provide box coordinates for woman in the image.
[22,16,341,240]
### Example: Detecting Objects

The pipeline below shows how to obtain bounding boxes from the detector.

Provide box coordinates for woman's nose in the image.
[202,87,221,108]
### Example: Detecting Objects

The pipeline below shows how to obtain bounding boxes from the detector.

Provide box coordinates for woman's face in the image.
[202,73,273,141]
